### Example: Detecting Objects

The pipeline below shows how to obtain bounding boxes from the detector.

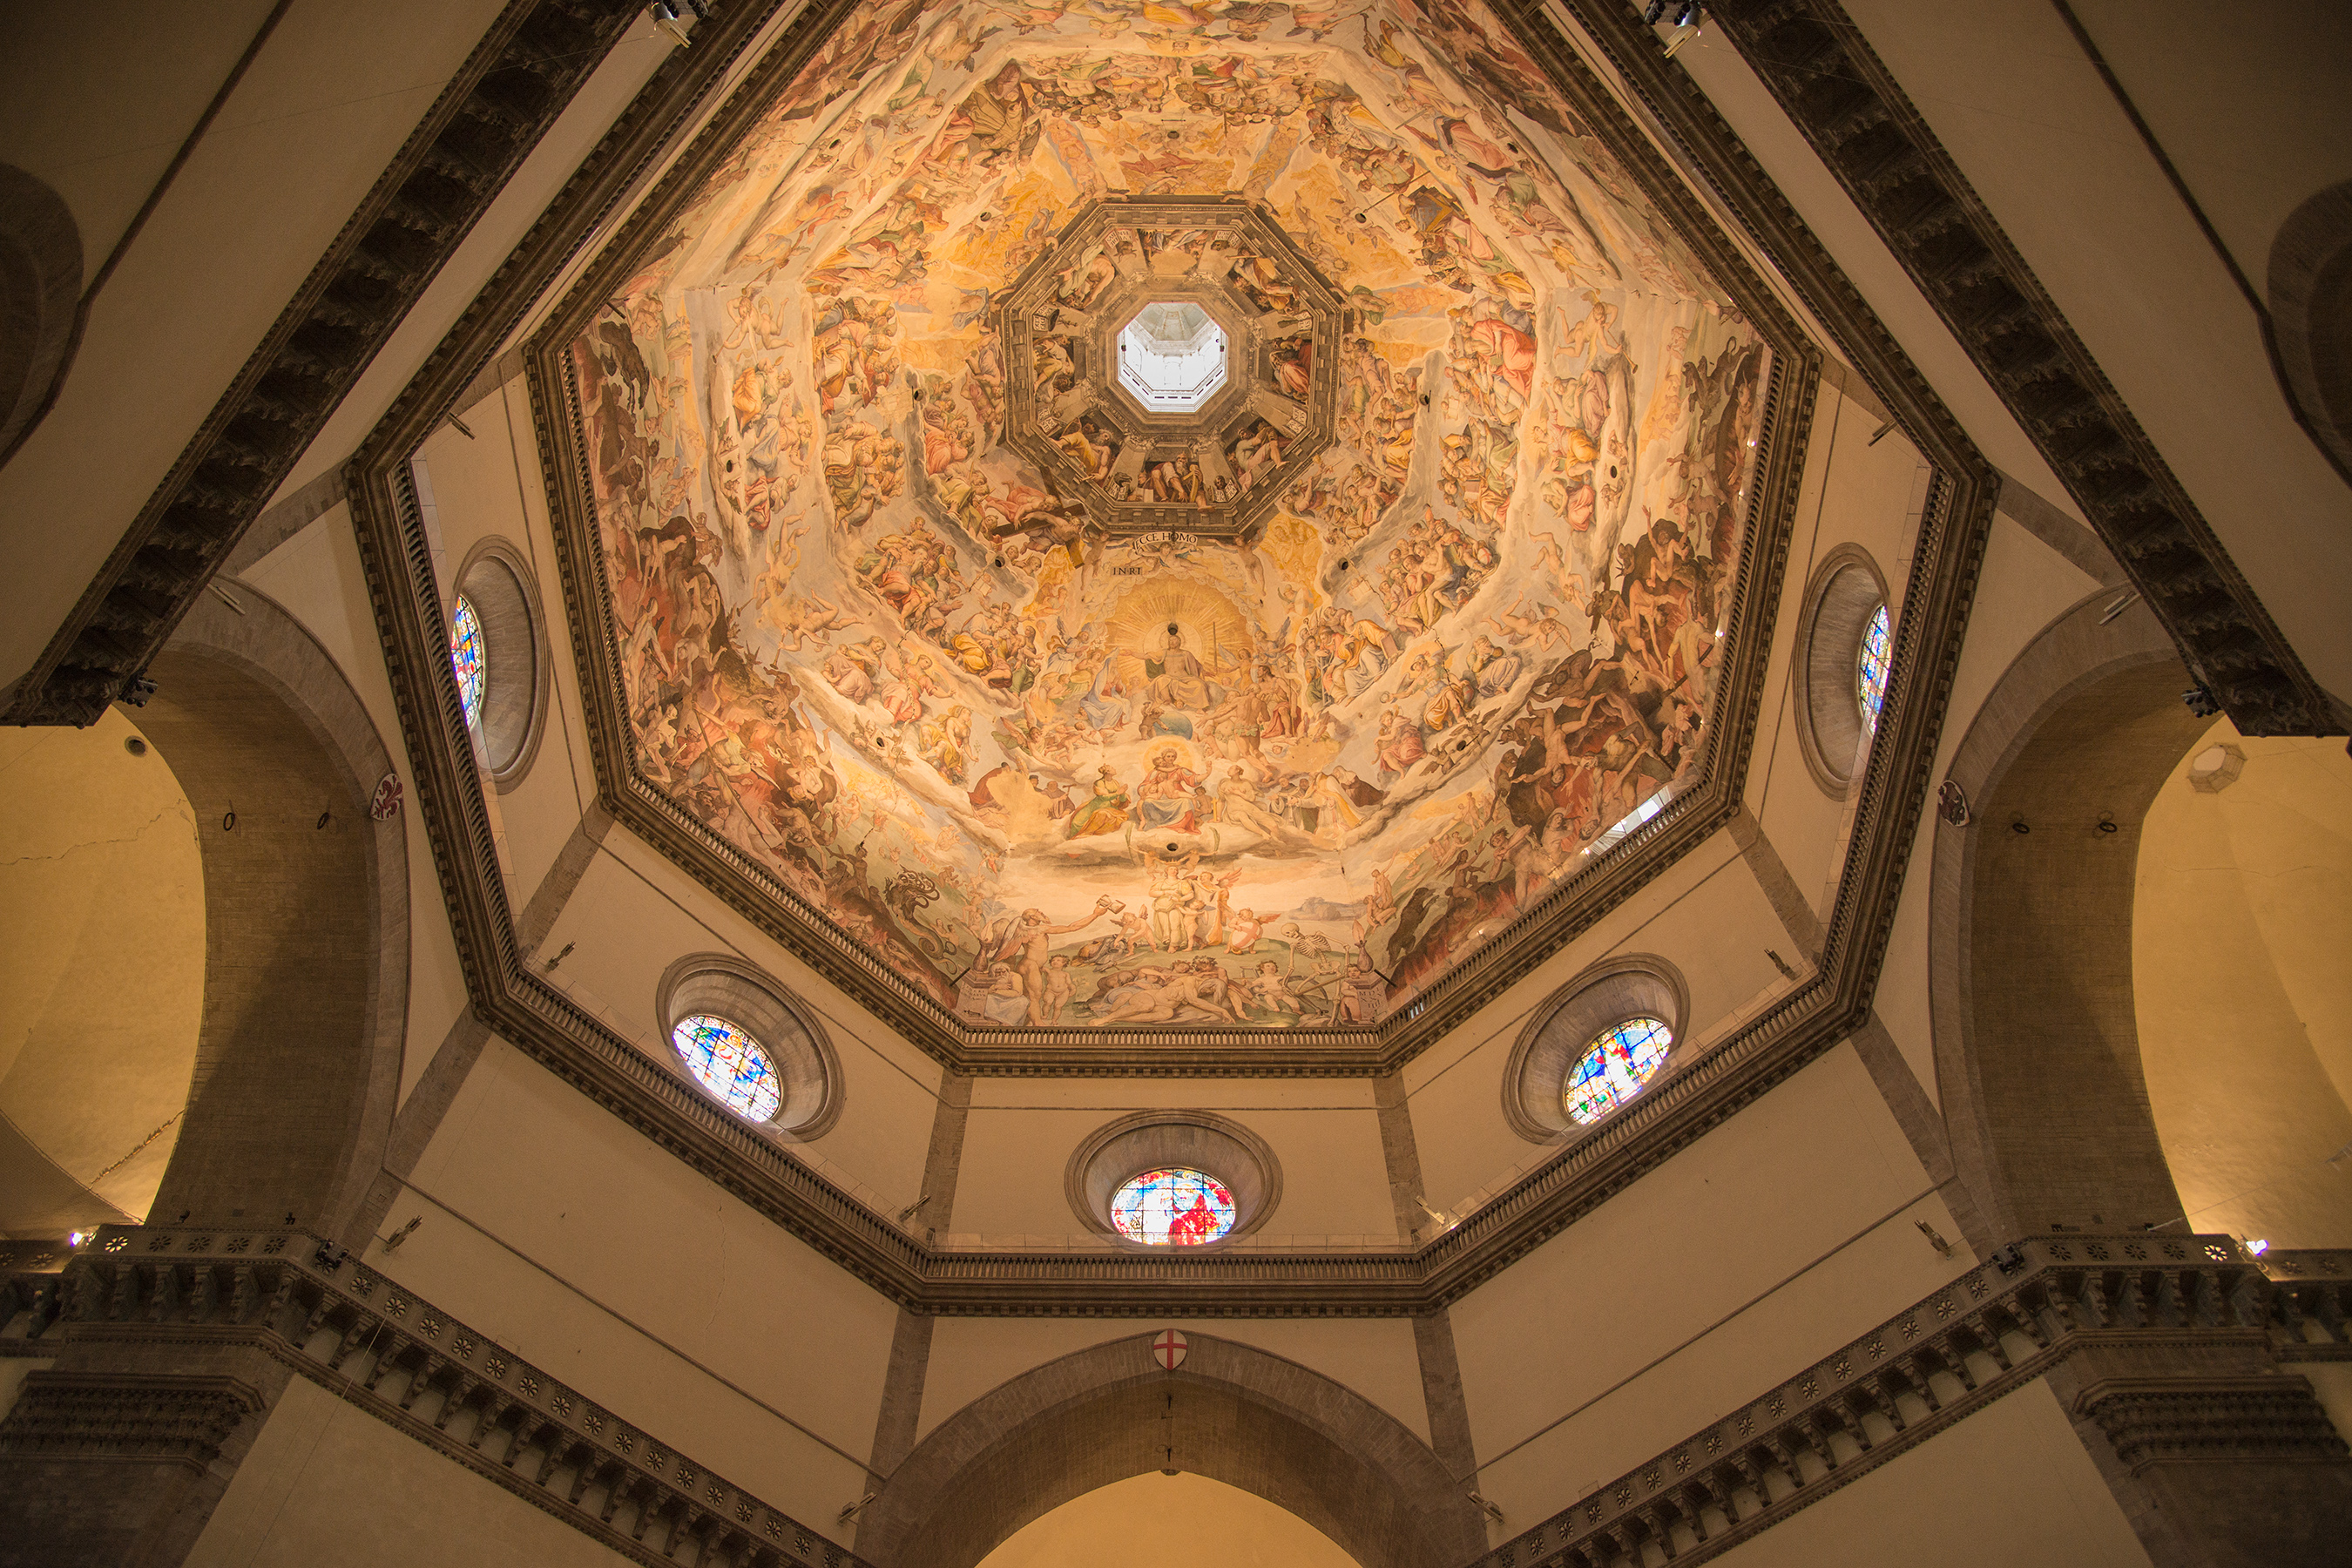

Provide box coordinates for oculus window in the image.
[1110,1166,1236,1245]
[1118,301,1227,413]
[1564,1016,1673,1125]
[449,594,486,727]
[1857,603,1891,731]
[672,1013,783,1121]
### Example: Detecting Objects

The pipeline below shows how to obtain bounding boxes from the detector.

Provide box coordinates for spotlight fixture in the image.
[2246,1238,2271,1258]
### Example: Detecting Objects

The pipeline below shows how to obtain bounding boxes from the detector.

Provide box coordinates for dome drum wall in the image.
[1502,954,1689,1142]
[1065,1110,1282,1247]
[656,954,843,1138]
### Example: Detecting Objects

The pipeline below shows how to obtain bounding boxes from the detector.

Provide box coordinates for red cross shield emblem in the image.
[1151,1328,1187,1371]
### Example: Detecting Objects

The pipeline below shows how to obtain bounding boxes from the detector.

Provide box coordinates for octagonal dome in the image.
[549,0,1788,1059]
[1119,302,1228,414]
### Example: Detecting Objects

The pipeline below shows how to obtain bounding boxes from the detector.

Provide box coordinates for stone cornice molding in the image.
[9,1232,2343,1568]
[1,1230,867,1568]
[1680,0,2333,737]
[3,0,652,728]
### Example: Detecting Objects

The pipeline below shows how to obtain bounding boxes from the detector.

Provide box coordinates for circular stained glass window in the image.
[672,1013,782,1121]
[1856,602,1891,731]
[1563,1016,1673,1125]
[1110,1167,1236,1246]
[449,593,486,727]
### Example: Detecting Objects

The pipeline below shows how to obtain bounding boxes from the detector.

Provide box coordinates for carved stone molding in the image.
[3,0,652,728]
[3,1232,867,1568]
[0,1372,264,1472]
[10,1231,2342,1568]
[1683,0,2331,737]
[2074,1375,2350,1472]
[1463,1234,2352,1568]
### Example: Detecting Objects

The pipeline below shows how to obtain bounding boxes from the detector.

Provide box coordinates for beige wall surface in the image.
[386,1036,894,1541]
[1839,0,2352,702]
[1708,1378,2150,1568]
[0,707,201,1233]
[235,511,471,1110]
[532,837,945,1216]
[1402,835,1793,1222]
[2136,721,2352,1246]
[186,1375,628,1568]
[973,1471,1357,1568]
[0,0,506,691]
[1447,1042,1965,1529]
[949,1103,1394,1242]
[917,1318,1432,1450]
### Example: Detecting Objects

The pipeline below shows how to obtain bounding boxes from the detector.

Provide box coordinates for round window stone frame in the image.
[1064,1109,1281,1248]
[656,953,843,1137]
[1793,544,1890,799]
[1501,953,1689,1142]
[449,537,552,790]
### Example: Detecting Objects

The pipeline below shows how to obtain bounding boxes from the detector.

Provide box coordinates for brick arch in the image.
[1927,587,2207,1244]
[139,581,410,1244]
[856,1331,1484,1568]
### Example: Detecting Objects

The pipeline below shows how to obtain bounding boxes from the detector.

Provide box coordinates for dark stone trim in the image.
[3,0,647,728]
[1692,0,2330,735]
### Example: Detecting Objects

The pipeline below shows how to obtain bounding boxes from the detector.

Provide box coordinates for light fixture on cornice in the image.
[649,0,709,47]
[1643,0,1707,57]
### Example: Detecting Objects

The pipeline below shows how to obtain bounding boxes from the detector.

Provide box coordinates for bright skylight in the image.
[1118,301,1227,413]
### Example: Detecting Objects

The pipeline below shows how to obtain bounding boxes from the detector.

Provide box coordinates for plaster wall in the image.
[1402,835,1792,1221]
[916,1318,1432,1450]
[185,1374,628,1568]
[2135,721,2352,1246]
[383,1034,894,1542]
[1665,29,2083,515]
[1707,1377,2151,1568]
[411,384,586,905]
[952,1078,1389,1242]
[1840,0,2352,703]
[0,0,507,692]
[236,509,470,1111]
[1869,513,2105,1105]
[534,835,944,1216]
[0,708,200,1233]
[1445,1041,1970,1529]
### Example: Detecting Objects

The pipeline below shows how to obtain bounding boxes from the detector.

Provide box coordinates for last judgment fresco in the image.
[570,0,1768,1031]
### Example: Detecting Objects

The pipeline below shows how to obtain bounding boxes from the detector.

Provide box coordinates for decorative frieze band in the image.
[0,1373,265,1473]
[4,0,654,727]
[1465,1236,2352,1568]
[1,1230,868,1568]
[2073,1375,2349,1473]
[4,1233,2346,1568]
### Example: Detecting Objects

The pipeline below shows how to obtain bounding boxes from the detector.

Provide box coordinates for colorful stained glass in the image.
[672,1013,782,1120]
[449,594,487,727]
[1110,1167,1237,1246]
[1563,1016,1674,1125]
[1856,602,1891,730]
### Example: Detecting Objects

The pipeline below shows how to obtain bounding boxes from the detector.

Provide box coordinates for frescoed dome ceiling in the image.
[556,0,1781,1051]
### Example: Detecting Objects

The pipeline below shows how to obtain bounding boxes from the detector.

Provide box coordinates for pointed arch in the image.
[857,1331,1484,1568]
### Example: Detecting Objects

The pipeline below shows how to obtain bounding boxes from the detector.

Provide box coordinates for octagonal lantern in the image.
[997,195,1345,542]
[1118,302,1229,414]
